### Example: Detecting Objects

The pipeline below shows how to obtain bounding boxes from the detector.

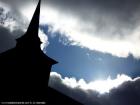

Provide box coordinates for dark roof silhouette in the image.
[0,0,83,104]
[48,87,83,105]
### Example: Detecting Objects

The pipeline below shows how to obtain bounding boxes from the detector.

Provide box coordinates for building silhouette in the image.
[0,0,83,105]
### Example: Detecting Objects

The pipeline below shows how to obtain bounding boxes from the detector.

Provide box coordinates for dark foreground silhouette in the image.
[0,0,83,105]
[47,87,83,105]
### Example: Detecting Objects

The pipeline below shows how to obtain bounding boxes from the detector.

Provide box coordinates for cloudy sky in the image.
[0,0,140,105]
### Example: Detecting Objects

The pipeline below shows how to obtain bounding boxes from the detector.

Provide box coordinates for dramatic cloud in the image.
[0,26,16,53]
[0,2,27,36]
[0,3,26,53]
[1,0,140,58]
[49,72,140,105]
[0,1,48,53]
[40,0,140,58]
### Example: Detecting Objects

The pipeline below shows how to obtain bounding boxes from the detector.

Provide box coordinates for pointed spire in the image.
[16,0,41,45]
[26,0,41,35]
[16,0,58,64]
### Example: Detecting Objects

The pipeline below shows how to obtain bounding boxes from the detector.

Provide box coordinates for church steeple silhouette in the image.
[16,0,41,47]
[0,0,57,102]
[0,0,83,104]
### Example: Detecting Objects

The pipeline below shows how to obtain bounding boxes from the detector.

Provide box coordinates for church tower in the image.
[16,0,41,49]
[0,0,83,104]
[0,0,57,101]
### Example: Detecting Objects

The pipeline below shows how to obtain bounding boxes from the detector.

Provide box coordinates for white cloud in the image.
[40,7,140,58]
[86,74,132,94]
[49,72,140,105]
[39,29,49,50]
[50,72,133,94]
[0,2,27,38]
[0,2,49,50]
[1,0,140,58]
[21,1,140,58]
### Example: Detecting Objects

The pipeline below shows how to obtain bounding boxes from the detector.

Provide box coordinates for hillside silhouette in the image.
[0,0,83,105]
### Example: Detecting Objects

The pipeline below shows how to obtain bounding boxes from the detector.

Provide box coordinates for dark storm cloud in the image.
[0,0,48,53]
[0,0,38,16]
[0,0,29,17]
[46,0,140,14]
[1,0,140,37]
[0,0,35,8]
[0,26,16,53]
[0,2,27,37]
[0,5,25,53]
[45,0,140,19]
[109,80,140,105]
[0,0,32,30]
[49,72,140,105]
[44,0,140,37]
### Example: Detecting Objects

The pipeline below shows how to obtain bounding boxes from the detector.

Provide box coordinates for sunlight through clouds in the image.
[13,1,140,58]
[49,72,140,105]
[24,6,140,58]
[87,74,132,94]
[50,72,133,94]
